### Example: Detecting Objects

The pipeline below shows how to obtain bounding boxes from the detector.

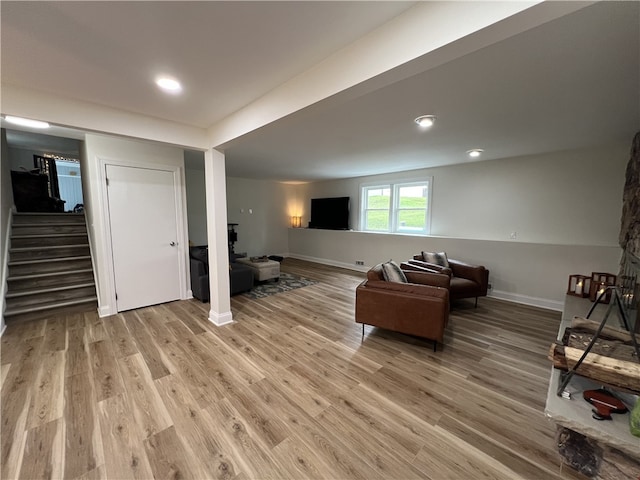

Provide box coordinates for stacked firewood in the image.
[548,317,640,395]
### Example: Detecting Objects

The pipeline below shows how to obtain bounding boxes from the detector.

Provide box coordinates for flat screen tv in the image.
[309,196,350,230]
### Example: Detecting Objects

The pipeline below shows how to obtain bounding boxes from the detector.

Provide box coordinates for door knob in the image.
[170,241,177,246]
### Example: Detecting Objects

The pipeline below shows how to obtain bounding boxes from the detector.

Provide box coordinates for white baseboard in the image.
[287,253,369,273]
[489,289,563,312]
[98,305,115,318]
[186,289,193,300]
[287,253,563,311]
[209,310,233,326]
[0,323,6,337]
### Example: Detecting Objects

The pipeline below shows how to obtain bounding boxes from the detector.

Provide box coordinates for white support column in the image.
[204,149,233,326]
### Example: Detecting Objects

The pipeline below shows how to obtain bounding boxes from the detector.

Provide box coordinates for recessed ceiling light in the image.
[4,116,50,129]
[414,115,436,128]
[155,76,182,94]
[467,149,484,158]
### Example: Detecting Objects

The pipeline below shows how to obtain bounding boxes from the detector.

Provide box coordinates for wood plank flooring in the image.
[1,258,587,479]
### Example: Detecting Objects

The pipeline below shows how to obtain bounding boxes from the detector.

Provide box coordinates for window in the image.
[360,179,431,234]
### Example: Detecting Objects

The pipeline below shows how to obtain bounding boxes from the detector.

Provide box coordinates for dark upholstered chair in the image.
[189,247,254,301]
[355,263,449,351]
[406,253,489,306]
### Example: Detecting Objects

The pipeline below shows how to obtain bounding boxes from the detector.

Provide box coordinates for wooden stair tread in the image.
[7,268,94,281]
[11,233,87,238]
[12,222,87,227]
[3,296,98,317]
[9,255,91,266]
[6,282,96,298]
[13,212,84,215]
[6,211,95,321]
[10,244,90,252]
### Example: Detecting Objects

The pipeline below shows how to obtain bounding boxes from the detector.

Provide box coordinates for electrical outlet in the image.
[510,231,517,239]
[488,283,492,290]
[355,261,364,266]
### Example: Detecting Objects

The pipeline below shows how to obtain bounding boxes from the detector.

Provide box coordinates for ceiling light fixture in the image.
[155,76,182,94]
[414,115,436,128]
[467,149,484,158]
[4,116,50,129]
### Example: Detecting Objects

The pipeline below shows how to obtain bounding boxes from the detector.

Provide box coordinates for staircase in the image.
[4,212,97,322]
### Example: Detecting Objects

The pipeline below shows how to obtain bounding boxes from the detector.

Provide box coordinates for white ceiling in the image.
[2,1,639,182]
[1,1,415,128]
[224,1,640,180]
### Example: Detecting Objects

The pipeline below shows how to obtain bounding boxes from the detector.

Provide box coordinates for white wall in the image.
[82,133,189,316]
[0,129,13,334]
[299,144,627,246]
[288,144,628,309]
[8,147,38,171]
[289,229,620,310]
[184,151,208,246]
[8,144,81,172]
[226,177,295,257]
[184,164,296,256]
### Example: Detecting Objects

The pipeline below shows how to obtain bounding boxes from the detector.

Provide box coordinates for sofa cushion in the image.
[422,251,450,267]
[381,260,408,283]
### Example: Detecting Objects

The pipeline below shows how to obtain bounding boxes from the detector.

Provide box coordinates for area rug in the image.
[243,272,317,299]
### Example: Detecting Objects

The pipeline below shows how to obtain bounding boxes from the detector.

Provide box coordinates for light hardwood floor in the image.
[1,258,585,479]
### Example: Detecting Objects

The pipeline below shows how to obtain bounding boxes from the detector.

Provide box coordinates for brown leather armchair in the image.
[407,254,489,306]
[355,263,449,351]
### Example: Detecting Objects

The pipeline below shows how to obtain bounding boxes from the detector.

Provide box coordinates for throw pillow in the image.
[381,260,408,283]
[422,251,449,268]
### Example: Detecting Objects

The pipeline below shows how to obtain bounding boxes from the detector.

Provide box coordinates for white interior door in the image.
[106,164,182,311]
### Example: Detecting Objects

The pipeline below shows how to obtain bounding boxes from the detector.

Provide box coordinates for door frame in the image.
[98,156,189,314]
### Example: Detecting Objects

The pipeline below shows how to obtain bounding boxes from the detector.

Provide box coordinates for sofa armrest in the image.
[189,259,209,302]
[407,259,452,276]
[448,259,488,287]
[402,269,451,290]
[362,279,449,300]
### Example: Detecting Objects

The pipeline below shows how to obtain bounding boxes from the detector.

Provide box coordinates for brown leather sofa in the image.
[405,254,489,306]
[355,263,449,351]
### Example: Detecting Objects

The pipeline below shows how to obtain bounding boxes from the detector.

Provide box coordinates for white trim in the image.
[84,210,102,313]
[209,310,233,326]
[359,177,432,235]
[0,208,13,336]
[489,289,563,312]
[98,156,190,314]
[287,253,370,273]
[98,305,112,318]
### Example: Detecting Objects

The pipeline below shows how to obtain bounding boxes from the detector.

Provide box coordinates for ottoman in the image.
[236,257,280,282]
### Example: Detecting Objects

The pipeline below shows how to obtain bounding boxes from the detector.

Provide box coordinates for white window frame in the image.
[359,178,432,234]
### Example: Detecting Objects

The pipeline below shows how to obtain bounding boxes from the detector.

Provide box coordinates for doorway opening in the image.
[5,129,84,213]
[33,154,84,212]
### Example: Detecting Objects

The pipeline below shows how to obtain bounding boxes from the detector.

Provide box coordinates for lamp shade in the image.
[291,216,301,228]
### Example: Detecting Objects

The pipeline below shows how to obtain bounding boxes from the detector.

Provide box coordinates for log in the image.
[567,331,637,363]
[548,342,568,370]
[571,317,634,343]
[563,346,640,394]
